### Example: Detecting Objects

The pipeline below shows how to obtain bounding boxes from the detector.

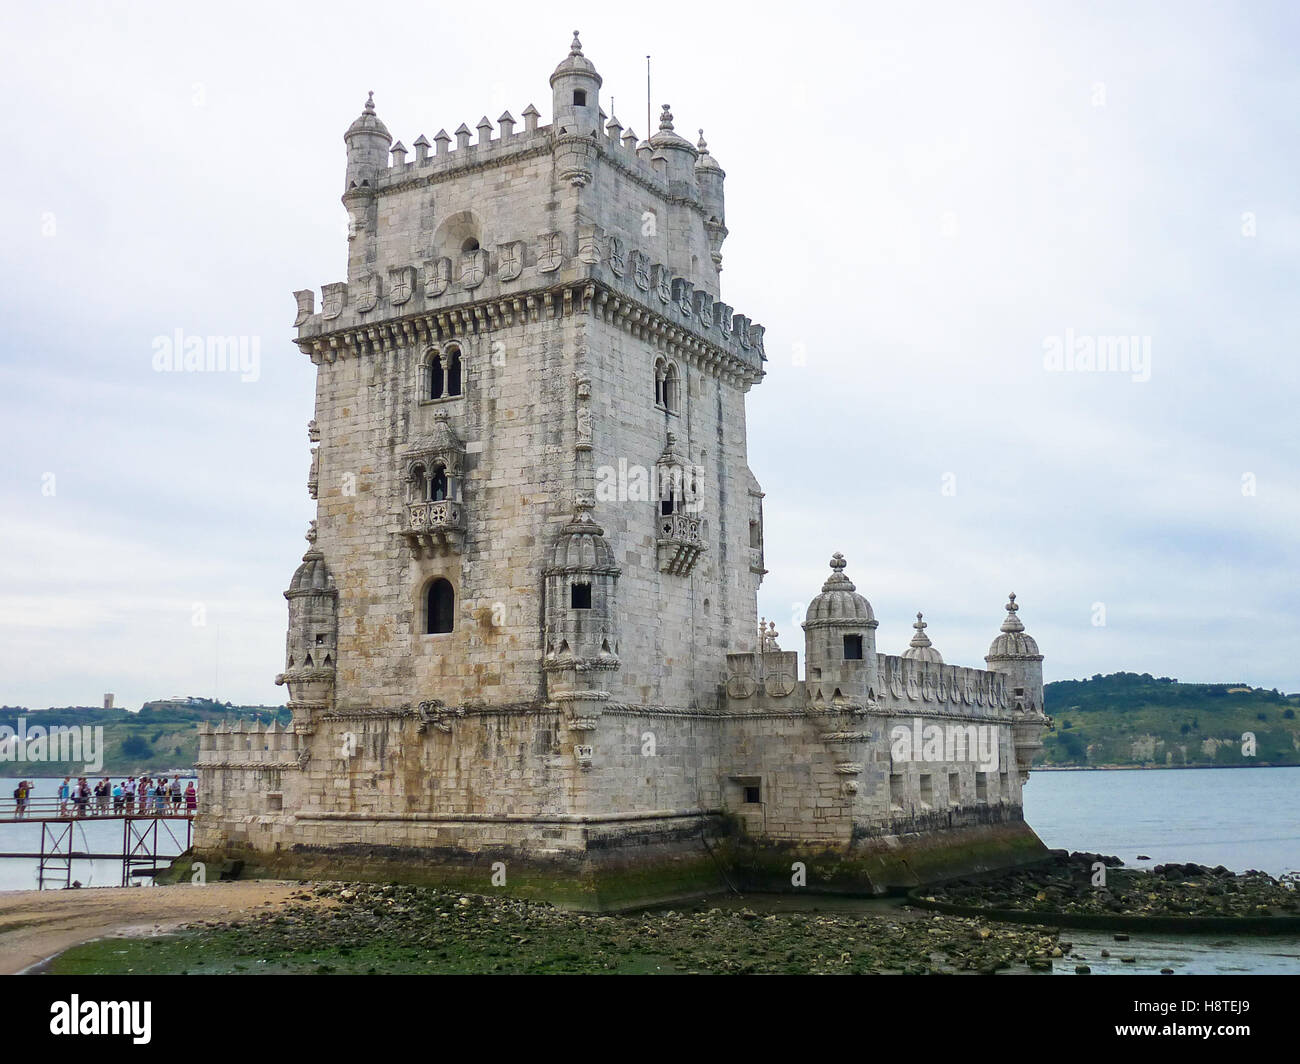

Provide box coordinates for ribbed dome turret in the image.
[548,503,619,573]
[550,31,602,87]
[804,553,876,627]
[987,593,1041,659]
[902,612,944,664]
[649,104,698,156]
[694,130,723,172]
[345,91,391,143]
[287,550,335,596]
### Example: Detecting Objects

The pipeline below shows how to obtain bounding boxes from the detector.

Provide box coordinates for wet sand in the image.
[0,881,319,974]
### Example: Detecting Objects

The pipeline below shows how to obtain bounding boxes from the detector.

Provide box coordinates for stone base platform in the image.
[193,814,1051,911]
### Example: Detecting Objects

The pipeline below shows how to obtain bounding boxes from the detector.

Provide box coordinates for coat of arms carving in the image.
[460,249,487,289]
[355,273,380,313]
[537,232,564,273]
[321,282,346,320]
[424,258,451,299]
[497,241,524,282]
[632,251,651,291]
[388,266,415,306]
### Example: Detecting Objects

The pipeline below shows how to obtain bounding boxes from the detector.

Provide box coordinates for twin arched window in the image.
[654,359,679,413]
[424,346,463,401]
[409,462,449,502]
[425,578,455,634]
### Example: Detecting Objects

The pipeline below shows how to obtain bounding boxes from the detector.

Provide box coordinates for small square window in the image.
[843,634,863,660]
[315,634,325,645]
[573,90,586,106]
[743,785,761,805]
[570,583,592,609]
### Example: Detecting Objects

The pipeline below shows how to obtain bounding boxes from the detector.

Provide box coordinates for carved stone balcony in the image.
[403,499,466,555]
[657,512,705,576]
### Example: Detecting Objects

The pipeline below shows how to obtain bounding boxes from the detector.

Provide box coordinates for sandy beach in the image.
[0,880,319,974]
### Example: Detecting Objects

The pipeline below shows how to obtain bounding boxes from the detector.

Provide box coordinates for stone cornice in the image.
[296,279,764,388]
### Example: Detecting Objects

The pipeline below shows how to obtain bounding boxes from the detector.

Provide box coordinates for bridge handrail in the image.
[0,794,200,819]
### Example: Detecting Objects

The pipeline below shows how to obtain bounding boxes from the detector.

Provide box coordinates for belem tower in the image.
[195,33,1053,907]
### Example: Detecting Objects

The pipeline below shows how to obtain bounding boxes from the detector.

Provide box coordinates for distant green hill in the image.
[0,699,290,777]
[1042,672,1300,768]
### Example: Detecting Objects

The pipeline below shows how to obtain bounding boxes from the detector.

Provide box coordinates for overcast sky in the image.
[2,1,1297,709]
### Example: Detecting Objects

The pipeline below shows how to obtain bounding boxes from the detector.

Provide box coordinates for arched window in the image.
[425,353,444,401]
[431,462,448,502]
[653,358,666,407]
[409,464,427,501]
[462,237,480,253]
[426,578,455,634]
[663,363,679,413]
[446,347,462,397]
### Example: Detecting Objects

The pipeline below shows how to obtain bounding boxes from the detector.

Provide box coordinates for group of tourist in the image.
[6,777,199,818]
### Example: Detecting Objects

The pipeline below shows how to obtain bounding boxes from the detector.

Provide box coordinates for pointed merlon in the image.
[498,111,515,137]
[413,133,431,163]
[454,122,472,150]
[433,129,451,156]
[390,140,407,165]
[476,116,493,145]
[621,127,637,150]
[606,113,623,141]
[522,103,540,132]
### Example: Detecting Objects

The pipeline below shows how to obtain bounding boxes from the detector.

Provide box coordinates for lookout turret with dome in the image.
[985,593,1050,782]
[803,552,879,707]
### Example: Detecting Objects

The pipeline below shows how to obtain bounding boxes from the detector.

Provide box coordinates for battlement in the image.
[374,109,682,200]
[195,720,305,767]
[290,235,766,382]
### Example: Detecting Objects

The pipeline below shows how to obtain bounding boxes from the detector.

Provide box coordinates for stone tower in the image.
[195,34,1054,907]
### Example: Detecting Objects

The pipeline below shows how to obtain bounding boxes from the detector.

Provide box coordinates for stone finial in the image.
[363,90,375,114]
[1000,592,1025,633]
[305,520,318,545]
[911,613,930,643]
[829,552,847,572]
[570,29,583,56]
[658,103,674,131]
[522,103,540,133]
[413,133,431,163]
[433,129,451,156]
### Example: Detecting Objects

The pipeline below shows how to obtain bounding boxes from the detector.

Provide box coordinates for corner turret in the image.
[342,92,390,281]
[343,91,392,193]
[549,31,603,189]
[275,522,338,725]
[694,130,728,270]
[802,553,879,708]
[985,593,1049,782]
